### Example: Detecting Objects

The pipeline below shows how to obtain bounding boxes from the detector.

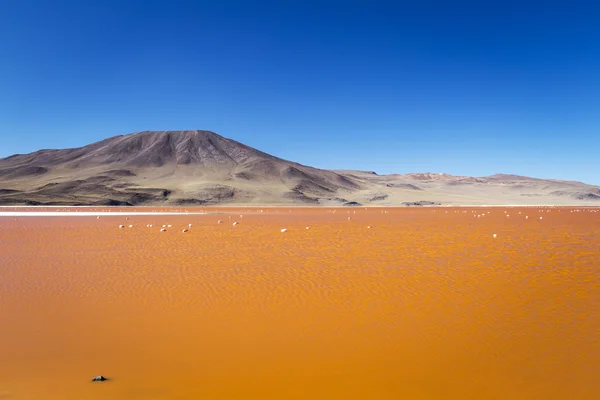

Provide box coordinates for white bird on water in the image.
[119,225,124,228]
[233,222,239,226]
[281,228,287,233]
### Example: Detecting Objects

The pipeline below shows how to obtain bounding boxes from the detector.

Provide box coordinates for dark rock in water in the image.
[401,200,441,206]
[343,201,362,206]
[93,199,132,206]
[91,375,108,382]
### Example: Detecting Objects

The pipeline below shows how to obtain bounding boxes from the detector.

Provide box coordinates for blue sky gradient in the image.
[1,0,599,183]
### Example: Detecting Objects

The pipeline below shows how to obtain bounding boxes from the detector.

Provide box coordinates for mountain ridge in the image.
[0,130,598,206]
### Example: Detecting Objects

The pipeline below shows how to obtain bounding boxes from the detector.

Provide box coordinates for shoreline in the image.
[1,205,598,217]
[1,204,598,209]
[0,211,215,217]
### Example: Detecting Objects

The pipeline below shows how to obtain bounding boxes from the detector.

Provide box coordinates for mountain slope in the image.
[0,130,598,206]
[0,130,362,205]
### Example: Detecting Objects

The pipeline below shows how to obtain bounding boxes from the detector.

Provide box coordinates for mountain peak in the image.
[134,130,222,138]
[0,130,276,169]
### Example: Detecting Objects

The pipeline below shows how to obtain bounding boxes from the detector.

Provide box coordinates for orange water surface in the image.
[1,206,599,399]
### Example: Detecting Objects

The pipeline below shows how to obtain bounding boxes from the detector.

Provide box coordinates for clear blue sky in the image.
[1,0,599,183]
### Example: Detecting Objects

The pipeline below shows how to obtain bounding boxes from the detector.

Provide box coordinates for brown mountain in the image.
[0,130,598,206]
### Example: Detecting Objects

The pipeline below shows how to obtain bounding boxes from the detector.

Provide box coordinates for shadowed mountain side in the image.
[0,130,599,205]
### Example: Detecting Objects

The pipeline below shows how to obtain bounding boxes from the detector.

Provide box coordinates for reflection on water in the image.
[0,207,599,399]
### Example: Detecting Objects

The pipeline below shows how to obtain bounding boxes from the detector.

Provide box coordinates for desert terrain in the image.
[1,130,599,206]
[1,206,599,399]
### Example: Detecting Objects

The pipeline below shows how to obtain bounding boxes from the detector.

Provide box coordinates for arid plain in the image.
[1,206,599,399]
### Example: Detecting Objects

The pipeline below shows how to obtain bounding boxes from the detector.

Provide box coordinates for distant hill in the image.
[0,130,598,206]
